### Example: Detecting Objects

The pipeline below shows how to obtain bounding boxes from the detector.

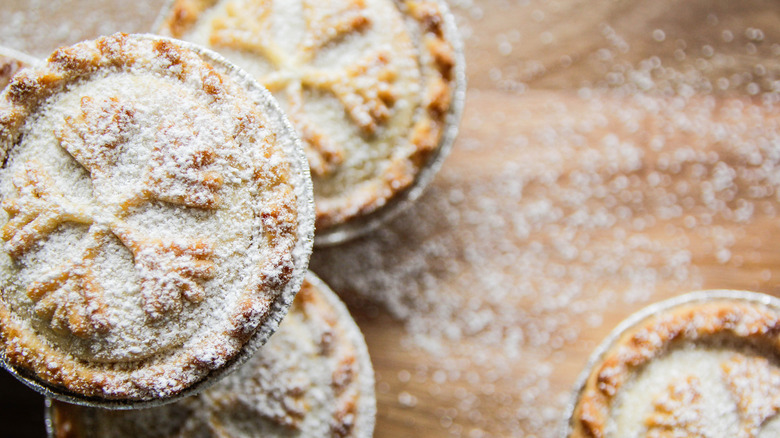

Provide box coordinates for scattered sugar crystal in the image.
[398,391,418,408]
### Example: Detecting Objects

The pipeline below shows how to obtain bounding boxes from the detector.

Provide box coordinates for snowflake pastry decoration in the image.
[2,95,222,336]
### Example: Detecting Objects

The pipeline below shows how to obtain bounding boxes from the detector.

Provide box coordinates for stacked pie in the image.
[566,291,780,438]
[158,0,464,243]
[48,272,375,437]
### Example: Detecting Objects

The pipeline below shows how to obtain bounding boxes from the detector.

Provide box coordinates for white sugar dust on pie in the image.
[48,272,375,438]
[159,0,462,239]
[0,33,314,406]
[565,291,780,438]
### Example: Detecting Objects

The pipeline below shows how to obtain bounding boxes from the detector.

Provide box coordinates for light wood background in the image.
[2,0,780,437]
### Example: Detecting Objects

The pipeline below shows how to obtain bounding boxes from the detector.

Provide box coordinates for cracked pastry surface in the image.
[0,33,313,404]
[49,272,375,438]
[159,0,458,232]
[568,293,780,438]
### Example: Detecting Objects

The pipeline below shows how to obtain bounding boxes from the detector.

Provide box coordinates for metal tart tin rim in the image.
[0,45,42,68]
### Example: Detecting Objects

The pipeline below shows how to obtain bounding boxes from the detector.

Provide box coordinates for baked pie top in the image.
[159,0,461,237]
[0,33,314,404]
[567,291,780,438]
[48,272,375,437]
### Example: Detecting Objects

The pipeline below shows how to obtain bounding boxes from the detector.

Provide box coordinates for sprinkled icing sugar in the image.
[612,350,780,438]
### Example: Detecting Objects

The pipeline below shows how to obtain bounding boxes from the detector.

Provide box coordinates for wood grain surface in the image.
[2,0,780,437]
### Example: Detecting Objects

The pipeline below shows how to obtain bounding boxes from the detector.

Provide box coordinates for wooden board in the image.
[2,0,780,436]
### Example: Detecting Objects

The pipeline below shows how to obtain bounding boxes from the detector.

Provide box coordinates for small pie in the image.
[0,33,314,405]
[48,272,375,437]
[158,0,462,240]
[567,291,780,438]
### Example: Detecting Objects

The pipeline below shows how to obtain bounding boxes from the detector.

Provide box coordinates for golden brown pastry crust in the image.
[0,33,306,403]
[569,298,780,438]
[161,0,458,232]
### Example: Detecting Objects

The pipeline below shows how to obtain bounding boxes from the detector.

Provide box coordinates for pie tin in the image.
[559,289,780,438]
[0,45,41,68]
[45,271,375,437]
[153,0,467,247]
[0,34,315,410]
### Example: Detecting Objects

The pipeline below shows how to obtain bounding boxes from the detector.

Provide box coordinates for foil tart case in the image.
[0,45,41,69]
[558,289,780,438]
[0,33,315,409]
